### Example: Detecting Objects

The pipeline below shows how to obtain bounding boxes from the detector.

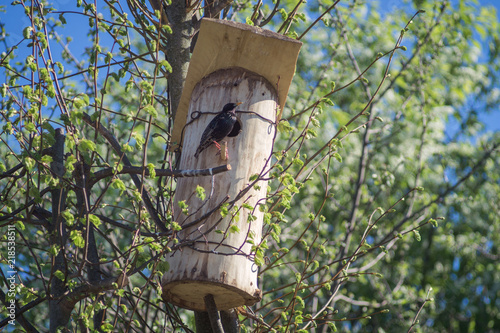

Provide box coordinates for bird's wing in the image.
[199,121,215,144]
[194,117,218,157]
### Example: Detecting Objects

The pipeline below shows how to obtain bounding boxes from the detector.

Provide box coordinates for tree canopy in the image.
[1,0,499,332]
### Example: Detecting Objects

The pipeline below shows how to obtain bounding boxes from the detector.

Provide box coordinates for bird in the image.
[194,102,242,158]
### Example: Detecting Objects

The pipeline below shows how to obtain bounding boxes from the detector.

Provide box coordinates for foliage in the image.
[0,0,499,332]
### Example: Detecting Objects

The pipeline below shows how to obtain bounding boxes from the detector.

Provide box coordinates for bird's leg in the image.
[213,140,223,157]
[213,140,221,150]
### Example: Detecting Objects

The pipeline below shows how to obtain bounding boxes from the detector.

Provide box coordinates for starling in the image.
[194,102,242,158]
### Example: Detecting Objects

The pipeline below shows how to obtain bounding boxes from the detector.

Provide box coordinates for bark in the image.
[194,308,239,333]
[49,129,71,333]
[165,1,193,117]
[74,160,105,331]
[220,309,239,333]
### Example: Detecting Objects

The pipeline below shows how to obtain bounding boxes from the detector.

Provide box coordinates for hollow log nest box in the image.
[162,18,301,312]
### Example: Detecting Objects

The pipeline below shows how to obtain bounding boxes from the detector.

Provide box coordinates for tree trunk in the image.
[49,129,71,333]
[165,1,193,117]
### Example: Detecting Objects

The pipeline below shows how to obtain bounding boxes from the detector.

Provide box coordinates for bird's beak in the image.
[235,102,243,106]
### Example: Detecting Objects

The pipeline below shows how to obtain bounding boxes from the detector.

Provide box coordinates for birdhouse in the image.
[162,18,301,311]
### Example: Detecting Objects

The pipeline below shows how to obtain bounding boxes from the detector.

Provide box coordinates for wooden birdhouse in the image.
[162,18,301,311]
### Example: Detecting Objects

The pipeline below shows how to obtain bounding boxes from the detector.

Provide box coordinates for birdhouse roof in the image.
[170,18,302,151]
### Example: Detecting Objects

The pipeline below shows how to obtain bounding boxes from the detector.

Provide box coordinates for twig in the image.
[407,288,433,333]
[82,112,168,233]
[297,0,341,40]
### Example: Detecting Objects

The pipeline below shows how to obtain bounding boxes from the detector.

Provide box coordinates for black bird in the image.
[194,102,242,158]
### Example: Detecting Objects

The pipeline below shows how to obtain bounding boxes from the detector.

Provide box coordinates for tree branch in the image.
[90,164,231,187]
[48,128,71,333]
[0,288,41,332]
[82,112,168,233]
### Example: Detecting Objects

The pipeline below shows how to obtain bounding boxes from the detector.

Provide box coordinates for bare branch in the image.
[90,164,231,186]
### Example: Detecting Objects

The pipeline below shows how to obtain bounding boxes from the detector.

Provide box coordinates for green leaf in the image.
[16,221,25,231]
[54,270,65,280]
[254,251,264,266]
[78,139,96,152]
[132,132,145,150]
[242,203,253,210]
[177,200,188,215]
[332,152,342,163]
[292,158,304,167]
[249,173,259,181]
[277,120,293,133]
[61,209,75,226]
[3,121,13,134]
[264,213,272,224]
[111,179,126,195]
[159,60,172,73]
[65,154,77,173]
[100,323,114,332]
[328,322,337,331]
[195,185,206,200]
[220,203,229,218]
[25,122,36,133]
[1,83,7,97]
[23,26,33,39]
[73,96,88,109]
[147,163,156,178]
[58,13,66,24]
[89,214,101,227]
[143,104,158,118]
[121,143,133,152]
[125,79,134,92]
[321,97,334,106]
[279,8,288,21]
[295,295,305,308]
[24,157,36,171]
[49,245,60,256]
[170,221,182,231]
[229,225,240,233]
[162,25,172,34]
[70,230,85,248]
[105,52,113,64]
